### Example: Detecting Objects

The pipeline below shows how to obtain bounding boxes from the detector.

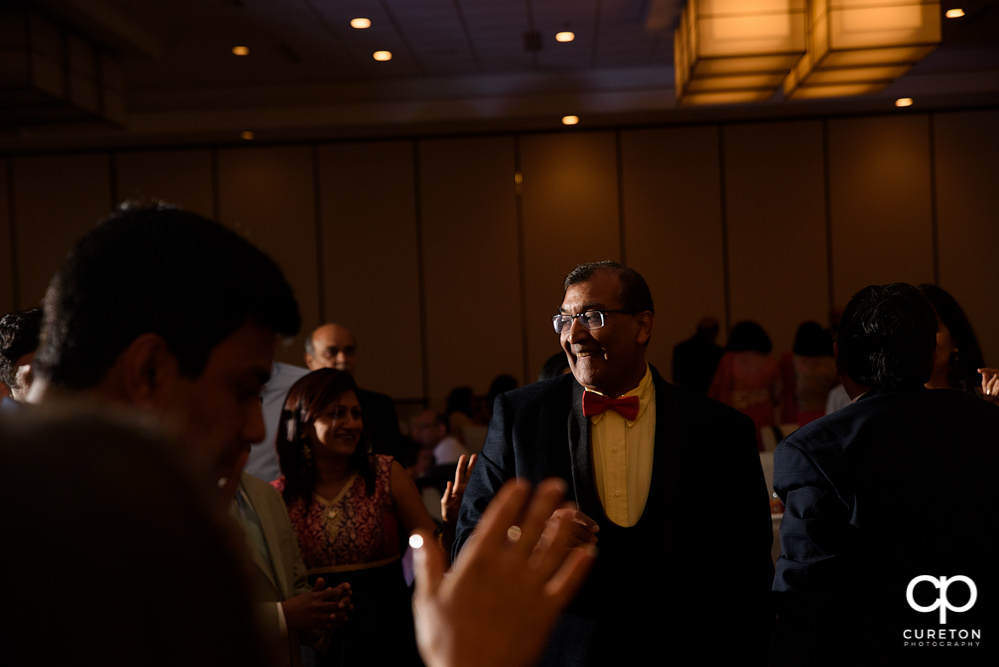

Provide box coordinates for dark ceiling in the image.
[3,0,998,150]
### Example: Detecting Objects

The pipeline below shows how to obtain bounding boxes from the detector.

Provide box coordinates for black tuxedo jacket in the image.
[455,367,774,665]
[773,387,999,667]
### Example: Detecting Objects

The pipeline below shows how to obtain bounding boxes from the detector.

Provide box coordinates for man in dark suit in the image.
[454,261,774,666]
[772,283,999,666]
[305,322,402,457]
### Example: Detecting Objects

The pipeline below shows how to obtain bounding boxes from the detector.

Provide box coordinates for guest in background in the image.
[246,360,310,482]
[779,321,838,426]
[918,284,987,394]
[672,316,724,394]
[708,320,781,449]
[273,369,470,666]
[444,385,476,446]
[412,409,469,466]
[538,351,571,382]
[305,323,402,458]
[0,307,43,407]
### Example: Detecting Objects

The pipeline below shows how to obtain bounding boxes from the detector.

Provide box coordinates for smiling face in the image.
[559,270,653,397]
[309,389,363,460]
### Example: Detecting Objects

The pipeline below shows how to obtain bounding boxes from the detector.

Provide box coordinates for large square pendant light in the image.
[784,0,941,99]
[675,0,807,105]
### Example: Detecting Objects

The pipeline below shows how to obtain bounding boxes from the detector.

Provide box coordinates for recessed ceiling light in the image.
[373,50,392,62]
[351,18,372,29]
[945,8,965,18]
[556,31,575,43]
[895,98,914,108]
[241,131,255,140]
[562,115,580,126]
[231,45,249,56]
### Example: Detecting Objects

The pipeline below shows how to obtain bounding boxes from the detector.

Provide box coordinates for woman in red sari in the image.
[273,368,469,666]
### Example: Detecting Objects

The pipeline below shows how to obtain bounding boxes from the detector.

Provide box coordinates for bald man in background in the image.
[305,323,401,457]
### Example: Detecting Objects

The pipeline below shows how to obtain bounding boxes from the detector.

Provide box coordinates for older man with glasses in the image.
[454,261,774,666]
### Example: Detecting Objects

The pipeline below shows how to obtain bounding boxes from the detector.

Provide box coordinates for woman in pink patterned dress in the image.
[272,369,461,666]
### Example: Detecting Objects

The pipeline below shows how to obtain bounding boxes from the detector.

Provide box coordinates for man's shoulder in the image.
[240,471,285,508]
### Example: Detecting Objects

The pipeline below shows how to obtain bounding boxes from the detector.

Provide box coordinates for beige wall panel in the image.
[217,146,319,366]
[11,154,111,306]
[318,141,422,400]
[724,121,829,357]
[115,150,214,218]
[520,132,621,381]
[828,115,935,305]
[0,161,13,314]
[621,126,726,379]
[934,109,999,366]
[419,136,521,405]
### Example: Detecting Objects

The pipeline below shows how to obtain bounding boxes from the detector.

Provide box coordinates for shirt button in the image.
[614,490,621,497]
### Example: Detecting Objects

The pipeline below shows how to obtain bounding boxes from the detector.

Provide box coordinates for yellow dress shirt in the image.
[588,365,655,527]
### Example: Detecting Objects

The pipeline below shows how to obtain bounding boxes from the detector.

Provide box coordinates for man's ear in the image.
[115,333,180,409]
[636,311,654,345]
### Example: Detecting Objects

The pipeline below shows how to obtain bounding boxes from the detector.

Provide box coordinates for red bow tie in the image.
[582,392,640,421]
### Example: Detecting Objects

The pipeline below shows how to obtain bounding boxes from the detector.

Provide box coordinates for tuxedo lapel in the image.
[568,380,602,518]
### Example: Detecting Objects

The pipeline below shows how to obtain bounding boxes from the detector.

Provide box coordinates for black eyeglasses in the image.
[552,309,633,334]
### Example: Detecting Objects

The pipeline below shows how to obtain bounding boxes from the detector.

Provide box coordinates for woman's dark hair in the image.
[918,284,986,393]
[445,386,474,418]
[276,368,373,506]
[727,321,773,354]
[792,321,834,357]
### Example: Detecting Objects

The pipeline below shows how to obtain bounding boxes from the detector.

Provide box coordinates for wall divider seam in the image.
[821,118,835,311]
[927,113,940,286]
[412,139,430,407]
[514,134,530,385]
[717,125,731,334]
[615,129,627,265]
[312,144,326,325]
[5,157,19,309]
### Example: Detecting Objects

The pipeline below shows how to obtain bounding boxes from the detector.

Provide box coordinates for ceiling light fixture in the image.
[562,115,579,126]
[895,97,914,107]
[784,0,942,100]
[556,31,575,43]
[373,51,392,62]
[674,0,807,106]
[945,8,965,18]
[241,131,255,140]
[351,18,372,29]
[231,46,249,56]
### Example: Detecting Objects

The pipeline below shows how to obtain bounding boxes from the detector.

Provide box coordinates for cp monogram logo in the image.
[906,575,978,624]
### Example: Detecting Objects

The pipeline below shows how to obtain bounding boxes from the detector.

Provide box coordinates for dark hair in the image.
[538,351,570,382]
[564,261,654,314]
[276,368,373,506]
[34,203,300,390]
[0,307,43,388]
[727,321,773,354]
[837,283,936,390]
[792,321,833,357]
[445,386,474,418]
[918,284,986,393]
